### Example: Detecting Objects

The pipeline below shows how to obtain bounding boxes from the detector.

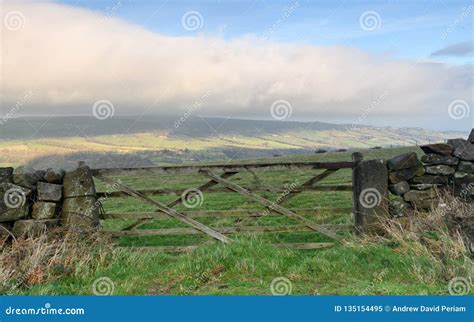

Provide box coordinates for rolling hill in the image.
[0,115,468,168]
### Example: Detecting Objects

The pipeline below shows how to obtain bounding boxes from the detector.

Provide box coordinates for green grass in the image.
[20,236,469,295]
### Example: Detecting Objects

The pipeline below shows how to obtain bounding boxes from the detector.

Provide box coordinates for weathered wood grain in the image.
[91,161,355,177]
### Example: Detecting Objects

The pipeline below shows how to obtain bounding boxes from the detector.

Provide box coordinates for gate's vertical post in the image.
[351,152,364,235]
[352,154,389,235]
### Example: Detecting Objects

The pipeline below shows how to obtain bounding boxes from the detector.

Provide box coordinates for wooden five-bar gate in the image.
[91,152,384,252]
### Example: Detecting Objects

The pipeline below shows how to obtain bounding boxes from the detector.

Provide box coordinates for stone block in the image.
[37,182,62,202]
[447,138,467,151]
[468,129,474,143]
[389,181,410,196]
[410,198,436,210]
[61,196,100,229]
[420,154,459,166]
[458,161,474,174]
[387,153,420,170]
[0,168,13,183]
[0,183,32,222]
[425,165,456,176]
[409,183,437,190]
[403,188,437,203]
[63,163,96,198]
[44,168,65,184]
[389,167,418,184]
[389,200,413,218]
[32,202,57,220]
[420,143,453,156]
[453,142,474,161]
[410,175,449,185]
[13,166,43,189]
[414,164,425,176]
[12,219,58,238]
[453,172,474,200]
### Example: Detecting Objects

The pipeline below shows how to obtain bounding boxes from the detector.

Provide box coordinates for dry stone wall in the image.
[0,162,100,242]
[388,129,474,218]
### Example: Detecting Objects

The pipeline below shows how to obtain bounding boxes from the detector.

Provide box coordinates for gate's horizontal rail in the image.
[97,185,352,198]
[120,242,335,253]
[91,161,355,177]
[108,224,353,237]
[103,207,352,220]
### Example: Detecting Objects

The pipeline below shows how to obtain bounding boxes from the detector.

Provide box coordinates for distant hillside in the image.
[0,115,468,168]
[0,115,346,139]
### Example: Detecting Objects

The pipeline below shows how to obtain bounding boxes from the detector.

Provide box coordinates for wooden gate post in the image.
[352,153,389,235]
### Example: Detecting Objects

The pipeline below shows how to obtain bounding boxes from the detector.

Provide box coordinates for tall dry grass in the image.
[362,193,473,285]
[0,229,116,295]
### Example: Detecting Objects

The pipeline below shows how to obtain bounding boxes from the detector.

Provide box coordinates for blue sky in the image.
[58,0,473,64]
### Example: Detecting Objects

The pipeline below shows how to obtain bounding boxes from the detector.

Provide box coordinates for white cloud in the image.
[1,1,472,128]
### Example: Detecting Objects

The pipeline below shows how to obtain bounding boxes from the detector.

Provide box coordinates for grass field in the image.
[2,145,472,296]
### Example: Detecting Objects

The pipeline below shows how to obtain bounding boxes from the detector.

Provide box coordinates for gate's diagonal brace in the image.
[280,169,337,204]
[167,172,238,208]
[94,174,232,244]
[121,172,238,231]
[237,169,338,226]
[201,170,342,243]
